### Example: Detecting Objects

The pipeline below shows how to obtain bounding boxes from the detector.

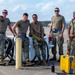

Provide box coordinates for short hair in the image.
[2,9,8,14]
[32,14,38,18]
[73,11,75,14]
[23,13,28,16]
[55,7,60,11]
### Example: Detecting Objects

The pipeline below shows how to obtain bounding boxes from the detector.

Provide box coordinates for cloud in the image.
[34,1,54,15]
[35,0,66,14]
[13,5,20,12]
[57,0,65,3]
[0,0,15,4]
[12,4,27,13]
[0,0,74,21]
[0,0,5,4]
[21,5,27,11]
[41,2,54,12]
[70,0,75,2]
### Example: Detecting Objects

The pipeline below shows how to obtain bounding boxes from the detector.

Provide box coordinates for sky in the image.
[0,0,75,22]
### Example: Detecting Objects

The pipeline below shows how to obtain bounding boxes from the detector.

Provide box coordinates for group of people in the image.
[12,13,48,66]
[0,9,47,66]
[49,7,75,62]
[0,7,75,66]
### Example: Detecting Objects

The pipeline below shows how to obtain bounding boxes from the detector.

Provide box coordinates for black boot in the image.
[57,59,60,62]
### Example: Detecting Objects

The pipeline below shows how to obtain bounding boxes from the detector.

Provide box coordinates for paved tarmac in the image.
[0,61,74,75]
[0,27,74,75]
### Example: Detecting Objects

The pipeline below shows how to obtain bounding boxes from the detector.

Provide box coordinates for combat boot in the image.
[36,61,41,65]
[42,60,48,66]
[25,61,34,66]
[0,59,6,66]
[36,57,41,65]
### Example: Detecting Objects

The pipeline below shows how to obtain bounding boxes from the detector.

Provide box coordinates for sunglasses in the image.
[2,12,7,14]
[55,10,59,12]
[32,16,37,18]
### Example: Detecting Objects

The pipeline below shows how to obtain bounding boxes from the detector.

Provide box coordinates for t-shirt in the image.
[16,20,30,35]
[30,21,44,37]
[0,18,10,33]
[68,19,75,34]
[51,15,65,30]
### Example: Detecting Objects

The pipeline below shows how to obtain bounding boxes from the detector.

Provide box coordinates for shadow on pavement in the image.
[56,73,67,75]
[48,60,60,66]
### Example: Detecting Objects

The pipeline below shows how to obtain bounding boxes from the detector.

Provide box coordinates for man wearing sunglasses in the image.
[2,9,14,34]
[0,9,14,65]
[49,7,65,62]
[68,11,75,56]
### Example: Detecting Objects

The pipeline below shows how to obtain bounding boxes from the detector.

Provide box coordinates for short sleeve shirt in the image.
[16,20,30,34]
[30,21,44,37]
[51,15,65,30]
[68,19,75,34]
[0,18,10,33]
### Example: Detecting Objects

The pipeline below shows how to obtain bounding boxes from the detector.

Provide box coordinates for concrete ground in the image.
[0,27,74,75]
[0,61,74,75]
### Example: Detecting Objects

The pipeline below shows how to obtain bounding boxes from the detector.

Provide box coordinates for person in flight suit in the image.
[0,9,14,65]
[49,7,65,62]
[68,11,75,56]
[12,13,34,66]
[30,14,48,66]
